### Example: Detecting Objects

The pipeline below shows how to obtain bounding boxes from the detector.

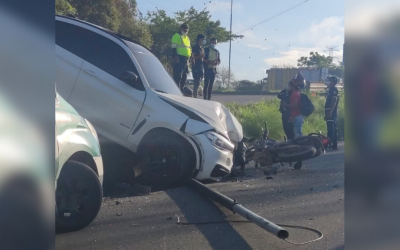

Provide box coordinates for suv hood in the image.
[158,93,243,142]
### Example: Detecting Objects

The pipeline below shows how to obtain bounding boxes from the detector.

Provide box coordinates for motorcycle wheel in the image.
[276,145,316,162]
[294,161,303,169]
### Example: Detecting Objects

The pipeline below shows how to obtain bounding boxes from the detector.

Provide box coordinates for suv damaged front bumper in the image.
[193,133,233,180]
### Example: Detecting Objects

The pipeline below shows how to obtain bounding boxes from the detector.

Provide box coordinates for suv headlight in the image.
[85,119,99,142]
[205,131,234,152]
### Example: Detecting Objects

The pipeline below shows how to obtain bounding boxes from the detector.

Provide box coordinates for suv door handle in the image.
[82,68,96,77]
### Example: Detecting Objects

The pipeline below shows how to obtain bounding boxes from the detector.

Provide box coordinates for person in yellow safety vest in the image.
[171,23,192,91]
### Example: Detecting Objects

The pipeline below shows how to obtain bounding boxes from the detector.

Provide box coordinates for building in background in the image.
[266,67,329,91]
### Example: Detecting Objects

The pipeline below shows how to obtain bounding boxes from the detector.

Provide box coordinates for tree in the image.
[216,66,235,88]
[146,9,179,74]
[297,52,333,68]
[62,0,153,48]
[174,7,243,46]
[328,61,344,79]
[238,80,254,88]
[114,0,153,48]
[69,0,121,31]
[55,0,77,15]
[297,51,344,79]
[146,7,243,74]
[230,80,240,89]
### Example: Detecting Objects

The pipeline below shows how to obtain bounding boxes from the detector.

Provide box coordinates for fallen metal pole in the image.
[187,178,289,239]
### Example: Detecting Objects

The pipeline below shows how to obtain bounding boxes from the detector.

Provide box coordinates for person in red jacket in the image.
[287,73,305,138]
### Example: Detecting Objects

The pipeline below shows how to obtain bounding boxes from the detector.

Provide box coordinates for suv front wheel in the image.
[136,136,194,187]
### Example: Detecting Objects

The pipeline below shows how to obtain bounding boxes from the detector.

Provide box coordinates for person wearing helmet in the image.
[277,79,295,140]
[287,73,305,138]
[281,73,305,170]
[325,76,340,150]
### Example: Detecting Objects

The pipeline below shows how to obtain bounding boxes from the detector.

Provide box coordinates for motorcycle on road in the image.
[233,122,330,170]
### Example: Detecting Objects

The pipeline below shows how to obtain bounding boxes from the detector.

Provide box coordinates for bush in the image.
[225,92,345,140]
[236,84,261,92]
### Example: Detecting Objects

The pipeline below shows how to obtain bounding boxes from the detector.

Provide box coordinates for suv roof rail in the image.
[55,14,152,52]
[66,14,77,19]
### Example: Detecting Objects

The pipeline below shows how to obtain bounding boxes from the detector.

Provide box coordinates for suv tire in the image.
[137,135,194,187]
[56,160,102,233]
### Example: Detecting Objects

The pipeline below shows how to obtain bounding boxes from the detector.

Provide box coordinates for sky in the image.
[137,0,344,81]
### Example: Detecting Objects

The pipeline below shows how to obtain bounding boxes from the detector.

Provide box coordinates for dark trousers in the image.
[173,56,188,90]
[282,117,295,140]
[193,78,201,98]
[327,119,338,148]
[204,68,216,100]
[282,116,301,165]
[192,65,204,98]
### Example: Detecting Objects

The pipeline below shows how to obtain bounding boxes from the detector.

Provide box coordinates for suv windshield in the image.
[124,41,182,96]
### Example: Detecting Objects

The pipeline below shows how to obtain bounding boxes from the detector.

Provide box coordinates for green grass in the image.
[225,92,345,140]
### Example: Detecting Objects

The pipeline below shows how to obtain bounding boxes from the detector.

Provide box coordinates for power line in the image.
[324,46,339,59]
[141,0,158,7]
[237,0,311,34]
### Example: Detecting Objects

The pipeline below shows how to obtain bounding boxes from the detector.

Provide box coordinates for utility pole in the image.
[325,46,339,59]
[228,0,233,89]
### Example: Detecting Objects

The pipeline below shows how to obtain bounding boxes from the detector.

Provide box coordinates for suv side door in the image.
[55,19,87,99]
[67,22,146,144]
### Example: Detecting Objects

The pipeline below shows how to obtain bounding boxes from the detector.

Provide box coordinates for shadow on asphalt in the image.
[330,245,344,250]
[165,187,254,250]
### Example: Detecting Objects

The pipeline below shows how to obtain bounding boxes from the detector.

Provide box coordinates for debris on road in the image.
[114,183,151,196]
[266,176,274,180]
[175,214,184,223]
[221,175,239,182]
[116,213,123,216]
[115,201,122,205]
[263,167,277,176]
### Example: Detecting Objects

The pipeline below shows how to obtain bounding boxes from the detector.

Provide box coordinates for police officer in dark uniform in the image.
[277,80,295,140]
[325,76,340,150]
[191,34,206,98]
[203,38,221,100]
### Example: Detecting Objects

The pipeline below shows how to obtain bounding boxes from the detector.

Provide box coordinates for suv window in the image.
[56,20,143,89]
[86,32,139,82]
[55,20,91,59]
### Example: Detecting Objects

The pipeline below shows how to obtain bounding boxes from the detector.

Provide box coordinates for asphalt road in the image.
[56,142,344,250]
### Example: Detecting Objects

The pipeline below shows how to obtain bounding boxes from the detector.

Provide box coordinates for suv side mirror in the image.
[119,71,144,90]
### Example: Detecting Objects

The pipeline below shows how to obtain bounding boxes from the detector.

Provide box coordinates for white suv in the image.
[55,15,243,184]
